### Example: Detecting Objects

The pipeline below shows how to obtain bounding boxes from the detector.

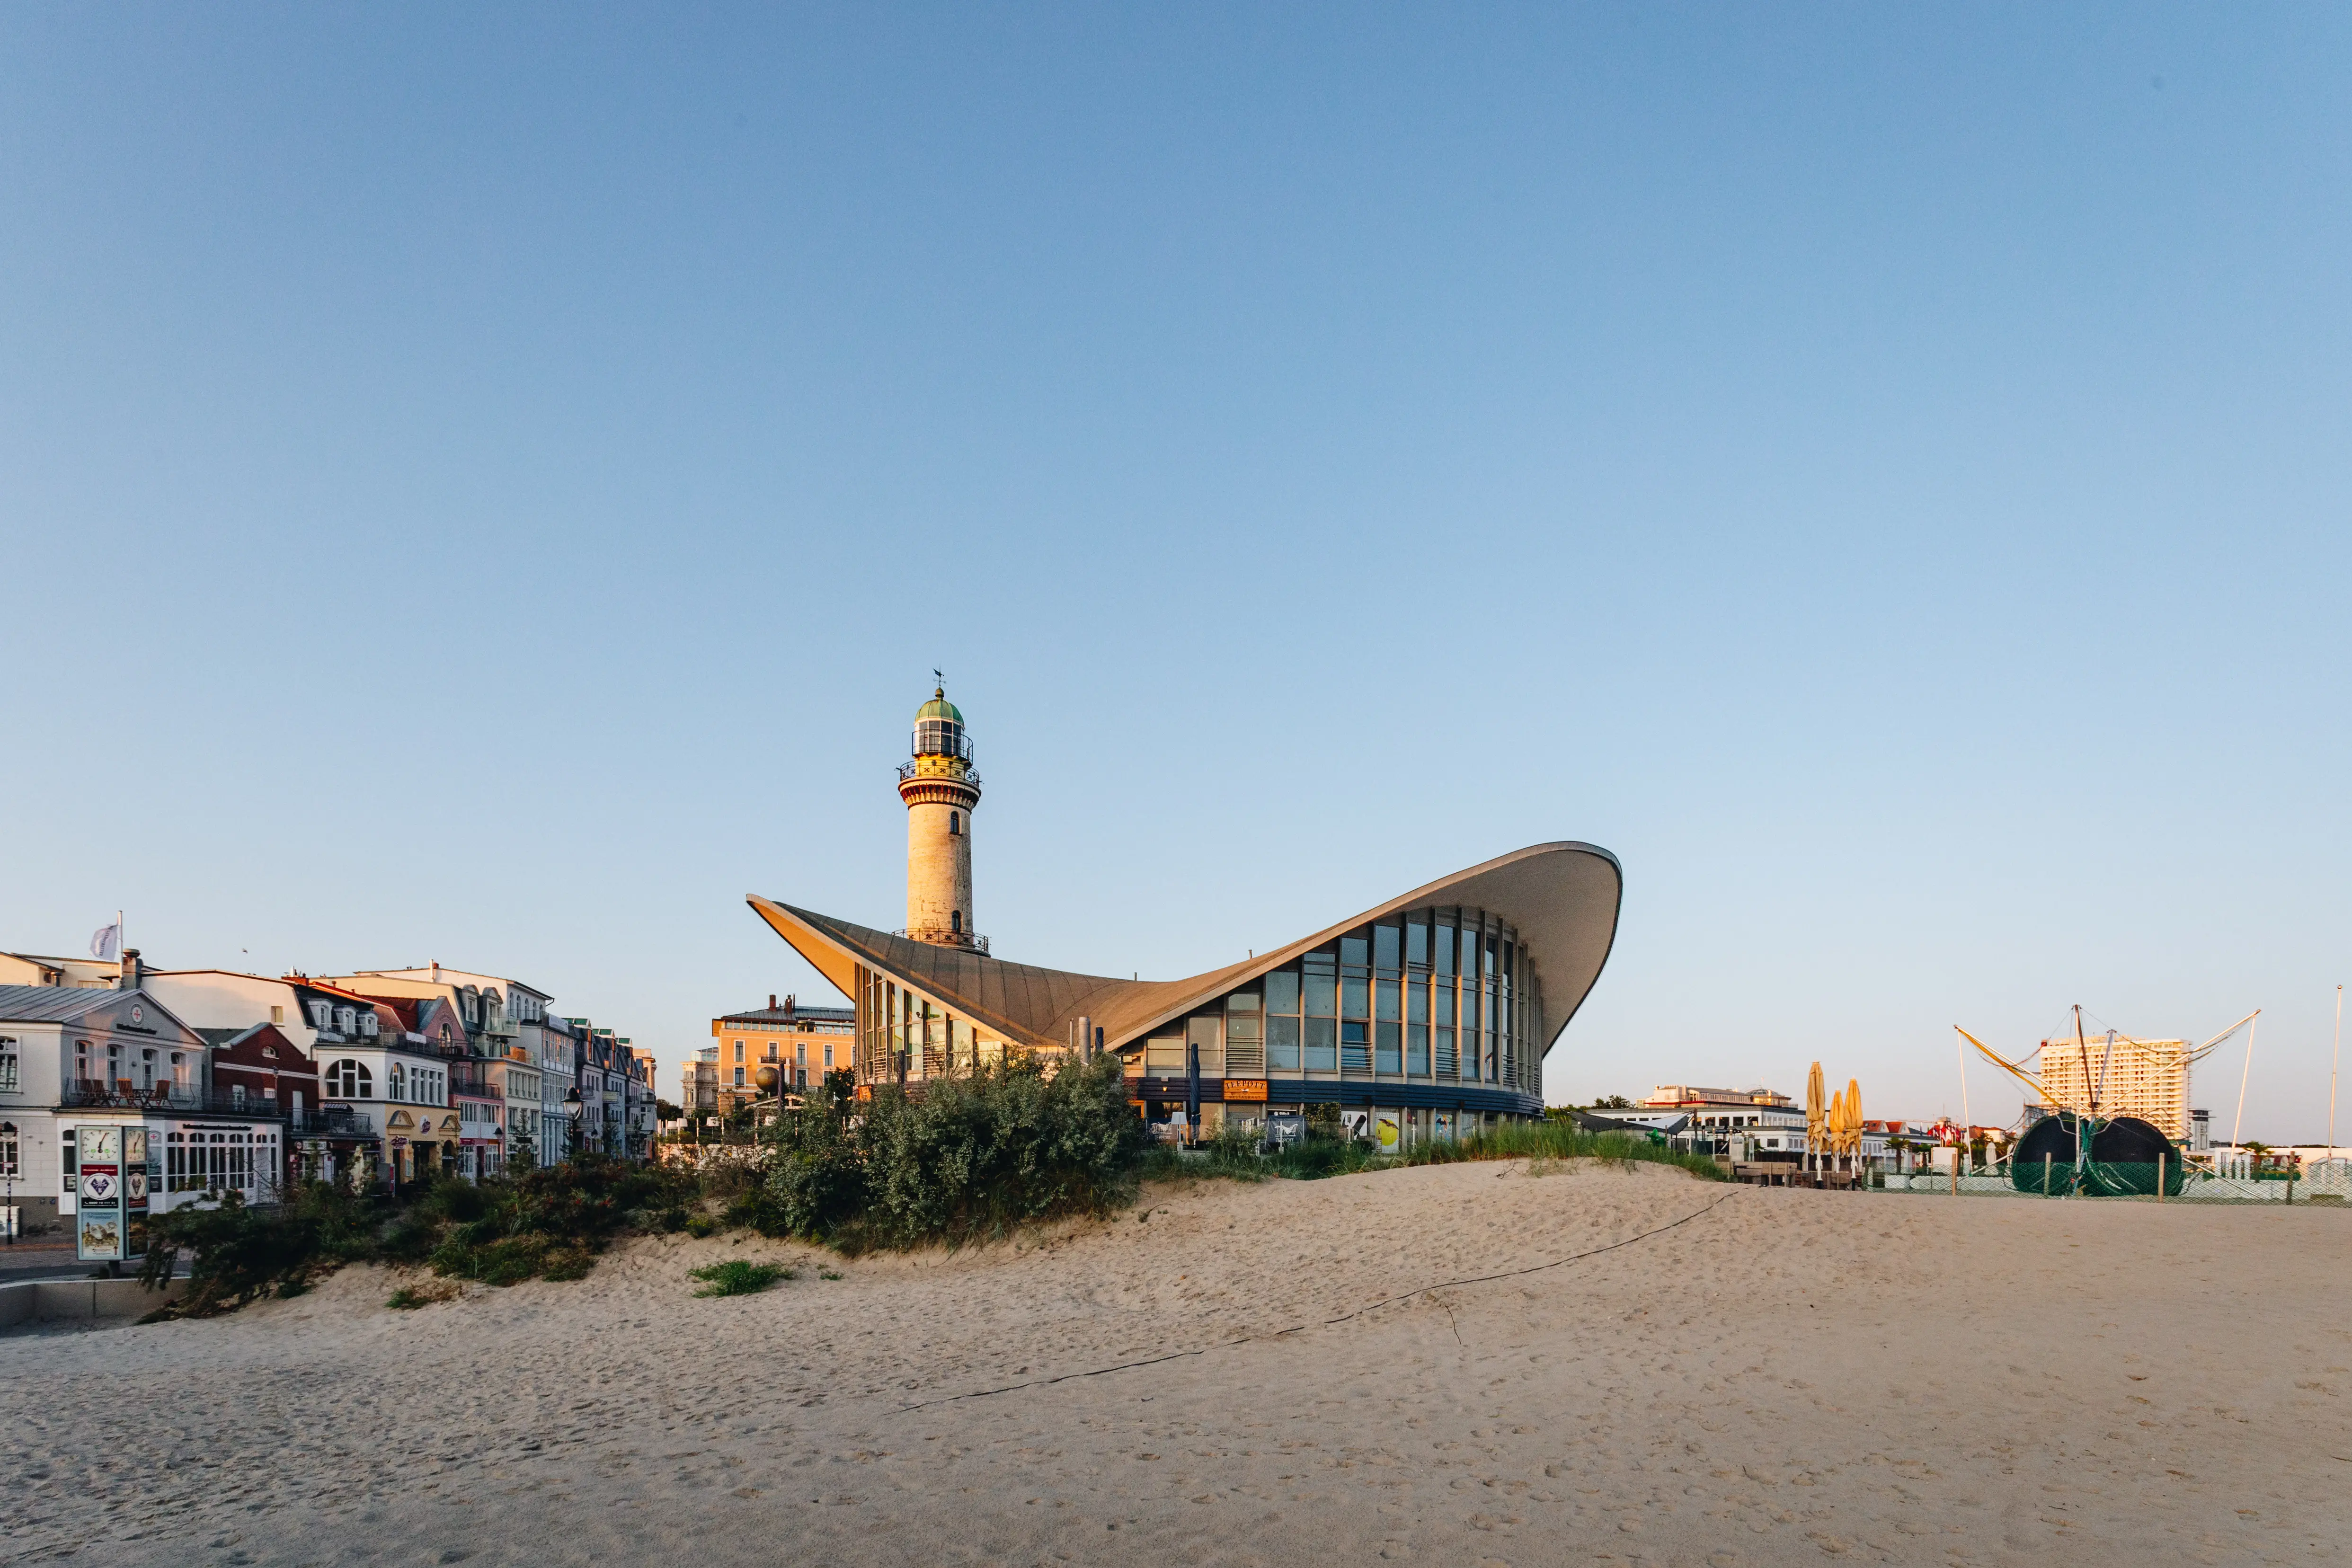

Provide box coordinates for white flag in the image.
[90,922,121,961]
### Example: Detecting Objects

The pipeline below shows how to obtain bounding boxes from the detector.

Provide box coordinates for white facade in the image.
[0,985,281,1235]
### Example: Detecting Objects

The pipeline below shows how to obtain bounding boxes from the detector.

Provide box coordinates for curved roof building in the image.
[749,690,1623,1136]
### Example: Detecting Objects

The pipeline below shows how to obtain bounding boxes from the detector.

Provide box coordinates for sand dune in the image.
[5,1158,2348,1566]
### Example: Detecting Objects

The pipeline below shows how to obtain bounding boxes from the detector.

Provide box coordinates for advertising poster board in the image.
[1375,1111,1402,1152]
[124,1127,151,1257]
[1340,1108,1371,1142]
[75,1125,124,1262]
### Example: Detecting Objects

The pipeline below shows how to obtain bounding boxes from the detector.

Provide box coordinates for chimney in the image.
[117,948,144,992]
[769,994,777,1011]
[785,993,796,1019]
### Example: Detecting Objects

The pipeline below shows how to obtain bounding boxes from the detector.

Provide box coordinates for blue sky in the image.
[4,6,2347,1136]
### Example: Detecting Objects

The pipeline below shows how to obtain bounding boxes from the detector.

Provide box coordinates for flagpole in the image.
[2329,984,2343,1160]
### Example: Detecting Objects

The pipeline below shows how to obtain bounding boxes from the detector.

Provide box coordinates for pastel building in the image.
[749,688,1622,1143]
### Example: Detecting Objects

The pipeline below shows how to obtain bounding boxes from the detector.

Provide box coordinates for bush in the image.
[751,1053,1146,1250]
[137,1157,702,1317]
[690,1259,791,1296]
[420,1157,697,1285]
[139,1177,384,1316]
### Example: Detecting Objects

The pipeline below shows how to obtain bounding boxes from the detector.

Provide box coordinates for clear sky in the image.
[4,6,2347,1137]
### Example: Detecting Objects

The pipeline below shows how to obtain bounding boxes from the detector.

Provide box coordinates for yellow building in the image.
[2032,1034,2192,1139]
[708,994,855,1109]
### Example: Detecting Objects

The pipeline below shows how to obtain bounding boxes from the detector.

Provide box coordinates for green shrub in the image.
[140,1157,704,1317]
[690,1259,790,1296]
[139,1177,385,1315]
[752,1054,1146,1250]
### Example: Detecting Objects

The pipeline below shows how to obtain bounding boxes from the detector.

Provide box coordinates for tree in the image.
[1591,1095,1633,1110]
[655,1098,684,1125]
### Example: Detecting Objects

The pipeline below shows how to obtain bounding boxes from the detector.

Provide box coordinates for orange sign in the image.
[1223,1079,1269,1102]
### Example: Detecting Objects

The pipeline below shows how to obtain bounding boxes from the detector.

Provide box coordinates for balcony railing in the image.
[892,928,990,955]
[60,1082,290,1118]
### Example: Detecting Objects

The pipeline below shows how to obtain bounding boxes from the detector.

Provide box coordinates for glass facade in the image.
[1168,905,1542,1102]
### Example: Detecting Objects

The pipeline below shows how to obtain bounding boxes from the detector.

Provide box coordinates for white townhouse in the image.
[322,967,563,1170]
[0,982,284,1243]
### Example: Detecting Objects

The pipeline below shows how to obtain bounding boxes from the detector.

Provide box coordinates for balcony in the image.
[292,1106,374,1138]
[481,1015,519,1038]
[59,1081,290,1119]
[893,927,990,956]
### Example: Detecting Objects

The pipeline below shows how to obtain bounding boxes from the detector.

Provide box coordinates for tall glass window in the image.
[1225,993,1263,1076]
[1340,934,1371,1074]
[1265,970,1301,1072]
[1406,978,1429,1075]
[1375,978,1402,1073]
[1434,978,1456,1077]
[1304,952,1338,1073]
[1406,919,1429,969]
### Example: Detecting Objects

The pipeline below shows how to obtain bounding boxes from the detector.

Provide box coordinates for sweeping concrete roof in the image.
[748,840,1622,1059]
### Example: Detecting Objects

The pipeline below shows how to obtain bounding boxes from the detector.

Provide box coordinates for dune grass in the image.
[1141,1117,1726,1185]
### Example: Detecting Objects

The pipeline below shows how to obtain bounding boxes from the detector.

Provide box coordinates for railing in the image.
[59,1082,291,1118]
[892,928,990,955]
[895,760,983,786]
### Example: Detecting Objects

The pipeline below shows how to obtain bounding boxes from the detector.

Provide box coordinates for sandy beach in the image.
[6,1159,2347,1567]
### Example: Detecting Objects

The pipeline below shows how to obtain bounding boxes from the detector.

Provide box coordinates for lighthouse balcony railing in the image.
[896,760,982,786]
[892,929,990,956]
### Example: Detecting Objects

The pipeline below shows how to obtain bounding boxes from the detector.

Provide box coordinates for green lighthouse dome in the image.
[914,688,964,726]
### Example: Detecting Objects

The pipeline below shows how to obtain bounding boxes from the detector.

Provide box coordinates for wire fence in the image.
[1876,1158,2352,1204]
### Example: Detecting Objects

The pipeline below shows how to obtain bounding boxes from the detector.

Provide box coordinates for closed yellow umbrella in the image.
[1845,1078,1864,1169]
[1806,1061,1827,1170]
[1827,1089,1846,1168]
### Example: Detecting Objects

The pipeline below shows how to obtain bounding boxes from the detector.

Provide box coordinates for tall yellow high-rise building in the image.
[2033,1034,2192,1139]
[897,686,983,952]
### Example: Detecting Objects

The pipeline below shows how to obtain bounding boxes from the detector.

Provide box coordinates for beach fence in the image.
[1876,1156,2352,1205]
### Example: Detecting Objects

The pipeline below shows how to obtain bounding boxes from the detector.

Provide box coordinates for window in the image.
[389,1063,407,1101]
[270,1005,285,1025]
[948,811,960,836]
[733,1040,744,1063]
[0,1037,15,1093]
[796,1042,807,1067]
[335,1006,356,1034]
[0,1122,16,1179]
[823,1044,834,1068]
[733,1067,745,1087]
[359,1013,378,1037]
[327,1059,372,1097]
[950,911,962,933]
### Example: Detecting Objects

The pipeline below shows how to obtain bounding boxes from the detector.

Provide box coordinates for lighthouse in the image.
[897,684,984,951]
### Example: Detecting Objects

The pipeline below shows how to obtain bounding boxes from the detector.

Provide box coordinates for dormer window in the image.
[308,1000,331,1029]
[336,1007,356,1033]
[359,1014,379,1037]
[262,1046,278,1060]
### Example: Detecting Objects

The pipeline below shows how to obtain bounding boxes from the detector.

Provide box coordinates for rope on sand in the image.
[892,1184,1746,1413]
